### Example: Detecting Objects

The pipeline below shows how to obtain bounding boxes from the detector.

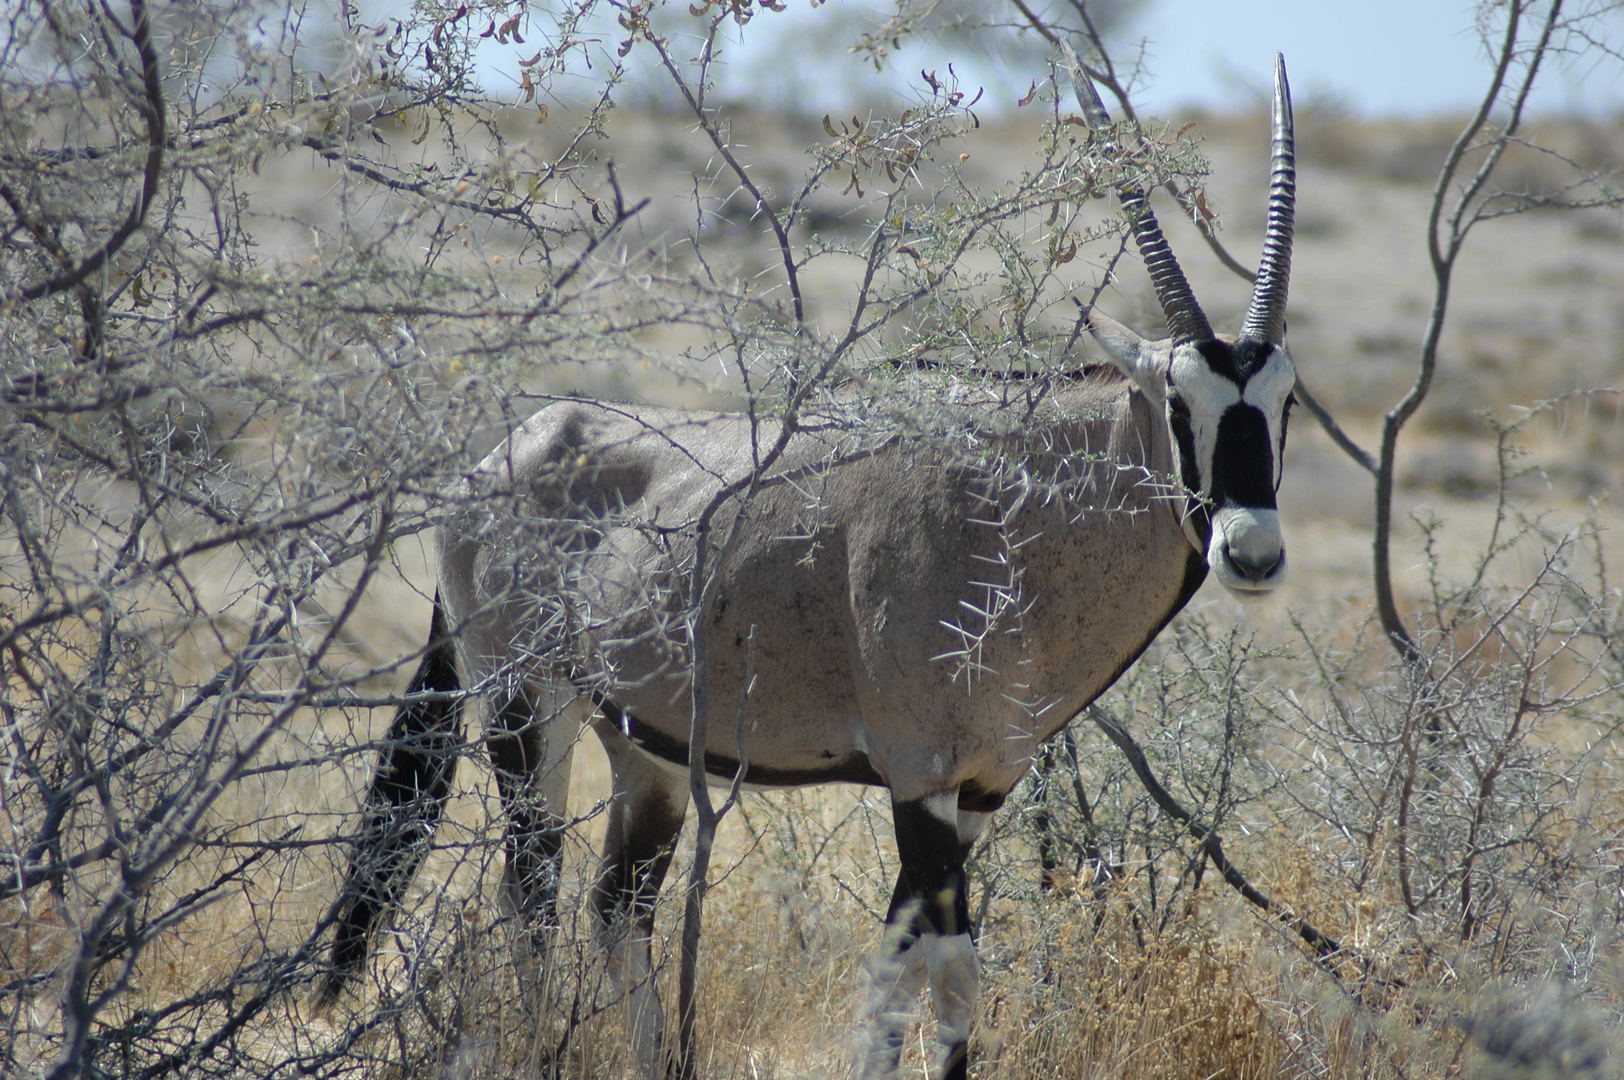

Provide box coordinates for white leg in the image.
[956,809,991,850]
[854,925,928,1080]
[857,794,985,1080]
[488,684,585,974]
[591,720,689,1080]
[606,929,665,1080]
[923,931,978,1077]
[922,808,989,1079]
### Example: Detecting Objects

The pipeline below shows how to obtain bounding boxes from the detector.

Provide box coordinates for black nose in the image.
[1224,542,1282,582]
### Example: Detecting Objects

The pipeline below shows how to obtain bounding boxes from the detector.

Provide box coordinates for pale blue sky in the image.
[687,0,1624,117]
[1126,0,1623,116]
[455,0,1624,117]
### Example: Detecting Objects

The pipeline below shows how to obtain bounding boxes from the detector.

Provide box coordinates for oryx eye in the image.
[1274,393,1295,494]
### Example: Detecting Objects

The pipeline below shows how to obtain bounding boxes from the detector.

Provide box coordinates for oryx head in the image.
[1084,54,1296,596]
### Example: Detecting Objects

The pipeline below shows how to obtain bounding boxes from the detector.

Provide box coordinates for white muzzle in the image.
[1207,506,1287,595]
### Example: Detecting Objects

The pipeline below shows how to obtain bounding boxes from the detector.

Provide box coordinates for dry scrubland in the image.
[8,101,1624,1080]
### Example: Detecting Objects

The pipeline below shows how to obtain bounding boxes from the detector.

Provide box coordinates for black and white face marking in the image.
[1164,337,1295,594]
[1085,308,1295,596]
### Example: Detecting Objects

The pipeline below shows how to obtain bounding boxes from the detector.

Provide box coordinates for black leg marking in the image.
[489,689,566,934]
[324,598,462,1004]
[888,797,972,941]
[592,785,686,939]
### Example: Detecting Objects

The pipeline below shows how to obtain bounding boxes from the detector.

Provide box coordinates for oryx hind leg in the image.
[485,679,587,970]
[590,716,689,1080]
[855,793,985,1080]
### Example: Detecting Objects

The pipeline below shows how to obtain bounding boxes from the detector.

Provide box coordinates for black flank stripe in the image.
[588,691,887,789]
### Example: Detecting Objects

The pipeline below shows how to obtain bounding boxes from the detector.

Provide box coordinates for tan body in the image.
[439,375,1201,811]
[325,56,1298,1080]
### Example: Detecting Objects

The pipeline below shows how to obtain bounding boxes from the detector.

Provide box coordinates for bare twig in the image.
[11,0,164,305]
[647,24,806,328]
[1371,0,1572,663]
[1088,705,1348,968]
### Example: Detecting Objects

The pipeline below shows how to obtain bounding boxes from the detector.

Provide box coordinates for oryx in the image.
[322,56,1297,1080]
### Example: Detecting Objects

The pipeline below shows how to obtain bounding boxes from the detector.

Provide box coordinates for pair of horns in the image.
[1069,49,1296,346]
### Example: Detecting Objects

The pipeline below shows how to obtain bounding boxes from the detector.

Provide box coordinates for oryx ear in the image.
[1086,309,1164,397]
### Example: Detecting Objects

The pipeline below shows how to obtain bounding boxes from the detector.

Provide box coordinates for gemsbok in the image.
[322,56,1298,1080]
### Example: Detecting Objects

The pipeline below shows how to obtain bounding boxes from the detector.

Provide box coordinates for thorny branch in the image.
[647,21,807,328]
[8,0,164,306]
[5,2,1621,1078]
[1086,706,1348,968]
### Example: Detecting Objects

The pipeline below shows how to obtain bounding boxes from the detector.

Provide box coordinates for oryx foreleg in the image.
[486,683,583,964]
[856,793,985,1080]
[591,720,689,1080]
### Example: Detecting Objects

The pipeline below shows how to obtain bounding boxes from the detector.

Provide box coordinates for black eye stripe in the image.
[1279,394,1294,471]
[1166,398,1203,497]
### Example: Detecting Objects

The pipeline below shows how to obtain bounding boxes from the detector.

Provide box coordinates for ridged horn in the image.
[1064,44,1114,131]
[1121,187,1215,344]
[1065,45,1213,345]
[1238,53,1295,345]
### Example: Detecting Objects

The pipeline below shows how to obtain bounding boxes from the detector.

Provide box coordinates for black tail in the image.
[320,596,462,1005]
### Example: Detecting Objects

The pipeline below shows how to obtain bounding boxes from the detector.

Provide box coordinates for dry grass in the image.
[8,106,1624,1080]
[16,588,1618,1080]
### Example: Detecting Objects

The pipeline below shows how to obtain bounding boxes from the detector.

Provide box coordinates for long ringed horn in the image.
[1120,188,1215,344]
[1238,53,1295,345]
[1066,46,1214,345]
